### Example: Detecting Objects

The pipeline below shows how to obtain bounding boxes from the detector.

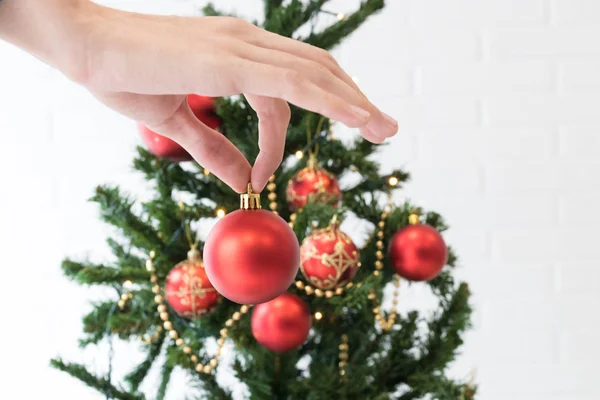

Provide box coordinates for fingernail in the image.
[382,112,398,130]
[360,127,385,144]
[349,105,371,124]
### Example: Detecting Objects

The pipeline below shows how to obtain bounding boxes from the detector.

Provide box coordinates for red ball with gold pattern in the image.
[165,248,219,318]
[300,218,360,290]
[251,293,312,352]
[286,157,341,212]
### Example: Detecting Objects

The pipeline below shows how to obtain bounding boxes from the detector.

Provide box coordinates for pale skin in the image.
[0,0,398,193]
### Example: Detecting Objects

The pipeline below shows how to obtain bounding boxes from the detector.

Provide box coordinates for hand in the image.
[1,0,398,192]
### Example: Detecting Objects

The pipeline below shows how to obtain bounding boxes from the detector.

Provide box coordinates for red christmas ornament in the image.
[204,186,300,305]
[300,217,360,289]
[388,221,448,282]
[251,293,311,352]
[138,95,220,161]
[165,248,219,318]
[286,157,341,212]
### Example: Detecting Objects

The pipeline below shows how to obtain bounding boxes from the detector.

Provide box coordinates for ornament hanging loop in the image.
[240,183,262,210]
[187,247,202,263]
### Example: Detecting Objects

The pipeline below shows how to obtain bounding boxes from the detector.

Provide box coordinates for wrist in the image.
[0,0,101,81]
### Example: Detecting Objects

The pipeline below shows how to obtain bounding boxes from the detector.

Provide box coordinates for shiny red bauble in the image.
[138,95,220,161]
[203,209,300,305]
[251,293,311,352]
[388,224,448,281]
[300,223,360,289]
[286,161,341,212]
[165,249,219,318]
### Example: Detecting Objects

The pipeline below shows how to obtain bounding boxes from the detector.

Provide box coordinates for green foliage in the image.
[50,359,145,400]
[53,1,473,399]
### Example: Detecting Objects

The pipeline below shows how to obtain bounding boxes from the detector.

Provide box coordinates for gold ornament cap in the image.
[187,247,202,263]
[240,183,261,210]
[408,212,420,225]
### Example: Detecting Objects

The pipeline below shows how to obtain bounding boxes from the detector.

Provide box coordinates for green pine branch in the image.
[50,359,145,400]
[62,260,149,286]
[303,0,385,50]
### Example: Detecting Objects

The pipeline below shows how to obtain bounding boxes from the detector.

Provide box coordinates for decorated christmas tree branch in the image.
[50,359,145,400]
[304,0,385,49]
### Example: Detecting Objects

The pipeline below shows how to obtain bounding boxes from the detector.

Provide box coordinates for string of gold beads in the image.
[146,250,252,375]
[118,292,134,310]
[266,175,278,215]
[338,334,349,378]
[372,204,392,277]
[369,274,401,331]
[266,175,278,214]
[295,280,350,298]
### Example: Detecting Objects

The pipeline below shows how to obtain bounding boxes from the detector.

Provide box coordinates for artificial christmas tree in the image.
[53,1,474,399]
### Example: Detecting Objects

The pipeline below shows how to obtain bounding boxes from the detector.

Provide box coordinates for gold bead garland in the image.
[372,204,391,277]
[266,175,279,214]
[145,250,252,375]
[118,292,133,310]
[338,334,349,378]
[294,280,349,298]
[368,201,403,331]
[370,274,401,331]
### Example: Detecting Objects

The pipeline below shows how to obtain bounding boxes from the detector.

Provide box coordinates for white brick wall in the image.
[1,0,599,398]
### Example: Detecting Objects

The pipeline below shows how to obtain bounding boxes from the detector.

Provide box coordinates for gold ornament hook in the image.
[240,183,262,210]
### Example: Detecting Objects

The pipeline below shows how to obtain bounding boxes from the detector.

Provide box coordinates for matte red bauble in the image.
[138,124,192,162]
[286,157,341,212]
[165,248,219,318]
[388,223,448,281]
[300,219,360,289]
[203,187,300,305]
[138,95,220,161]
[251,293,311,352]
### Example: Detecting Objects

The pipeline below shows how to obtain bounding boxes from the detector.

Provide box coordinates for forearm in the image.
[0,0,96,77]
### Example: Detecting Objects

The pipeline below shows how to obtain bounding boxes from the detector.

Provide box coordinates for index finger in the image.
[152,102,252,193]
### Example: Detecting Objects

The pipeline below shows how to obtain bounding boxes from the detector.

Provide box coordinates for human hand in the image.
[1,0,398,192]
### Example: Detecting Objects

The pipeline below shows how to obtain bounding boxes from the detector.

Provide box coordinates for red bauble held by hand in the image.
[203,186,300,304]
[138,94,220,161]
[251,293,311,352]
[388,217,448,282]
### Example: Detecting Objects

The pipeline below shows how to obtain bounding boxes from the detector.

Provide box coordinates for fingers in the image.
[238,61,372,127]
[93,91,251,192]
[232,49,396,142]
[245,94,290,192]
[243,31,398,140]
[155,101,252,193]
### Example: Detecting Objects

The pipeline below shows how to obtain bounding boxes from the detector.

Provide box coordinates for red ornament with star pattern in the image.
[300,217,360,290]
[286,157,342,212]
[165,248,219,318]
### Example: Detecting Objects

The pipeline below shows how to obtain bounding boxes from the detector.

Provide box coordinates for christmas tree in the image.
[52,1,474,399]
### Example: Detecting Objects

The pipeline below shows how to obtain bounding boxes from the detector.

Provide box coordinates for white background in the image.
[1,0,599,399]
